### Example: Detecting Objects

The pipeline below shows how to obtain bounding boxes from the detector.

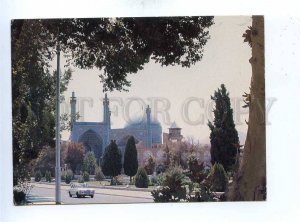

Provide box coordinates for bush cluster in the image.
[110,176,123,185]
[151,166,190,202]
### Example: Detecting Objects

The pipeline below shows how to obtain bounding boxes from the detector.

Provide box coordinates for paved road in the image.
[29,183,153,204]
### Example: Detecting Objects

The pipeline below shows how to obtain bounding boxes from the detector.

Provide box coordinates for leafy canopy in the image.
[13,17,214,92]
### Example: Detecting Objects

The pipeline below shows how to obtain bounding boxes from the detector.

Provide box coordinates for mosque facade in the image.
[69,92,163,161]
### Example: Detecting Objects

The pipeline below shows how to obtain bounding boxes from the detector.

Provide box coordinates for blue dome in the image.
[124,117,161,129]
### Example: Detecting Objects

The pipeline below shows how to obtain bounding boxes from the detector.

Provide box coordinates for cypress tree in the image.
[101,140,122,179]
[123,136,138,182]
[208,84,239,172]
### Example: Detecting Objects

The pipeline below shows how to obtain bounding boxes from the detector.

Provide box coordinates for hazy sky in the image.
[60,16,252,143]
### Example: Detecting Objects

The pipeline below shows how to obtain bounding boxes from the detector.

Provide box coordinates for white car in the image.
[68,183,95,198]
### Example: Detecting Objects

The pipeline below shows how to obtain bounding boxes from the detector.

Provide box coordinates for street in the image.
[29,183,153,204]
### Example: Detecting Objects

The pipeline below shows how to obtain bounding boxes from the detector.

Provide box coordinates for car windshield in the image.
[71,183,89,188]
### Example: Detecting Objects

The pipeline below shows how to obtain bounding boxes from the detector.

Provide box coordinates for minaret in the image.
[146,105,152,148]
[103,93,111,149]
[70,91,77,129]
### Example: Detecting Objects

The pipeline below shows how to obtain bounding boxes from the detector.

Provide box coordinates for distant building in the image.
[164,121,183,142]
[69,92,162,161]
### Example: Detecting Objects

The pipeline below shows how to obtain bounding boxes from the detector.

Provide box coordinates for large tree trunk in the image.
[228,16,266,201]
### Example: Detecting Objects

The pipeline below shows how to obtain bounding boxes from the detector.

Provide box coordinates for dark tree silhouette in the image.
[208,84,239,172]
[123,136,138,182]
[101,140,122,179]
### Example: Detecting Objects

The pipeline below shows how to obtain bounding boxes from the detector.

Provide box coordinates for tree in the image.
[82,151,97,174]
[207,163,229,192]
[11,20,71,185]
[144,154,156,175]
[186,153,207,183]
[228,16,266,201]
[65,143,85,174]
[123,136,138,182]
[135,167,149,188]
[12,17,214,184]
[31,146,56,176]
[208,84,239,172]
[101,140,122,179]
[95,167,105,181]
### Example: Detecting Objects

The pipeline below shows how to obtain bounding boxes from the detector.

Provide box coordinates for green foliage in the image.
[135,167,149,188]
[34,170,42,182]
[82,171,90,182]
[186,182,215,202]
[11,20,73,185]
[95,167,105,181]
[110,176,123,186]
[60,112,80,131]
[123,136,138,179]
[151,166,191,202]
[65,170,74,184]
[208,84,240,172]
[78,175,84,183]
[45,171,51,182]
[65,143,85,174]
[186,153,207,183]
[207,163,229,192]
[101,140,122,177]
[32,146,56,176]
[144,154,156,175]
[82,151,97,175]
[13,190,26,205]
[155,164,166,174]
[13,182,33,205]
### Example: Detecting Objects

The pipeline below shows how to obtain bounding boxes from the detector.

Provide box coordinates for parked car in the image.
[68,183,95,198]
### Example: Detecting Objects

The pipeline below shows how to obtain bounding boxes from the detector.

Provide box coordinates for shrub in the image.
[82,151,97,174]
[110,176,123,185]
[151,166,191,202]
[207,163,228,192]
[95,167,105,181]
[45,171,51,182]
[144,154,156,175]
[78,175,84,183]
[149,175,158,186]
[13,182,33,205]
[186,153,207,183]
[61,170,66,181]
[13,190,26,205]
[65,170,73,184]
[34,170,42,182]
[135,167,149,188]
[155,164,166,174]
[186,182,215,202]
[82,171,90,182]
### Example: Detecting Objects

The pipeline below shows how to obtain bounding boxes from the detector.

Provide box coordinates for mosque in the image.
[69,92,179,162]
